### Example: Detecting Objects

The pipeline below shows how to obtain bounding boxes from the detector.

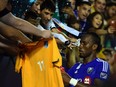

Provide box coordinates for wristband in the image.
[69,78,78,86]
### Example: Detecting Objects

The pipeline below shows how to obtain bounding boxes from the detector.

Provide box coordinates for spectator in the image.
[24,2,41,41]
[103,2,116,49]
[62,0,91,32]
[0,0,52,40]
[85,12,104,33]
[0,0,53,55]
[85,12,116,47]
[91,0,107,13]
[37,0,73,45]
[68,0,76,10]
[74,0,92,33]
[104,2,116,20]
[24,11,41,41]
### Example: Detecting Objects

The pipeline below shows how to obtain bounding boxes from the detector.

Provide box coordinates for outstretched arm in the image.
[0,21,32,43]
[0,12,52,38]
[0,35,20,56]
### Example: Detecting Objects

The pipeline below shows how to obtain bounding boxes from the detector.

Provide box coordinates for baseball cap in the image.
[77,0,91,6]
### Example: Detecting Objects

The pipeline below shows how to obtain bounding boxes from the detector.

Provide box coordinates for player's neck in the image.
[83,53,97,64]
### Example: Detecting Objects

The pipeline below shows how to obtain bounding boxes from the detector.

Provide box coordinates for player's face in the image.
[94,0,106,13]
[77,4,91,21]
[92,14,102,29]
[79,35,94,58]
[40,9,54,25]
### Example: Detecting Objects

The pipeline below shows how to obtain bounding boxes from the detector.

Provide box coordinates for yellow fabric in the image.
[91,6,96,14]
[15,37,64,87]
[97,48,106,60]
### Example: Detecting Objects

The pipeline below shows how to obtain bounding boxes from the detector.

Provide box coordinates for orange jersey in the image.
[15,37,64,87]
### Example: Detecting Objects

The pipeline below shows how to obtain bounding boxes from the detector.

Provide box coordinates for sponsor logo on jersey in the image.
[84,76,91,85]
[100,72,107,79]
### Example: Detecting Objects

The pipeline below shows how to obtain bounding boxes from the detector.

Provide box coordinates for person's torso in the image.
[68,58,110,86]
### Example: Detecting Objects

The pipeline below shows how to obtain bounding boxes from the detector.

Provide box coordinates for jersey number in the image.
[37,61,44,71]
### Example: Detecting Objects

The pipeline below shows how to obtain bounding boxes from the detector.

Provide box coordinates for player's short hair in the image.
[81,32,102,52]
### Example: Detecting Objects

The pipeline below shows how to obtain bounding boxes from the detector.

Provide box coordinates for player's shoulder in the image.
[96,58,108,63]
[96,58,110,72]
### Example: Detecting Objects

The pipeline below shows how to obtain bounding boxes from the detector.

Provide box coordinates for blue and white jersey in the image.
[68,58,110,86]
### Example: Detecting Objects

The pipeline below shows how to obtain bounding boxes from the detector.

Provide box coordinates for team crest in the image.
[87,67,94,74]
[84,76,91,85]
[44,41,48,48]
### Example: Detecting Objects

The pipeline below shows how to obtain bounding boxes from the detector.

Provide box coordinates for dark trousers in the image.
[0,55,22,87]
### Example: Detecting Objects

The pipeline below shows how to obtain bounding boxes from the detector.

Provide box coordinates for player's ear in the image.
[92,44,98,51]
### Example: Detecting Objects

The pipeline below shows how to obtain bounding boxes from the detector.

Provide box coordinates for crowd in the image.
[0,0,116,87]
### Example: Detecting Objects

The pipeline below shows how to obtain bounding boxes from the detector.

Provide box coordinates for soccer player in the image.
[62,32,110,87]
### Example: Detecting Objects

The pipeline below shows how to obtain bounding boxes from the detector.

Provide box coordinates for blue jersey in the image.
[68,58,110,86]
